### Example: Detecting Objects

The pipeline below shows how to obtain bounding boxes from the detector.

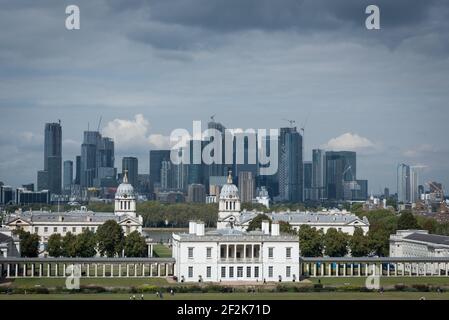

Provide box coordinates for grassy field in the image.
[309,276,449,287]
[8,277,169,288]
[152,244,172,258]
[1,292,449,300]
[4,276,449,289]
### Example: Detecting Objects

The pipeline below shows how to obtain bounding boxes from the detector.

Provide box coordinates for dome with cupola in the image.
[219,171,239,200]
[114,170,136,217]
[115,171,135,199]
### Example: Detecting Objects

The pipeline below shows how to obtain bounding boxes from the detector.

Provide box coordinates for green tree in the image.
[279,221,296,234]
[96,220,124,257]
[397,211,419,230]
[62,232,77,257]
[367,229,391,256]
[75,230,97,257]
[124,230,148,257]
[298,225,323,257]
[47,234,63,257]
[349,227,370,257]
[16,230,39,257]
[247,214,271,231]
[323,228,349,257]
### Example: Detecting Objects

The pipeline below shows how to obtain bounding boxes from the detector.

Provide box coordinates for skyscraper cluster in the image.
[27,119,369,204]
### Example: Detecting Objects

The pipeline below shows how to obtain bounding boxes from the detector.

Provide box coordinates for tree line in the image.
[248,210,447,257]
[15,220,148,258]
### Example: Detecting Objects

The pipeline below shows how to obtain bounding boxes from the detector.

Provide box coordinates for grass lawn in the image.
[8,277,169,288]
[309,276,449,287]
[153,244,172,258]
[1,291,449,300]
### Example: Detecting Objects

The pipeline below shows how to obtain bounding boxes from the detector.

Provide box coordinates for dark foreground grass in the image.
[1,292,449,300]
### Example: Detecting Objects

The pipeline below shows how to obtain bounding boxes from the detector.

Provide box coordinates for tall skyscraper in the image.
[63,160,73,193]
[238,171,256,203]
[122,157,138,189]
[397,163,410,203]
[325,151,356,200]
[207,120,227,178]
[74,155,81,185]
[312,149,326,201]
[233,131,258,180]
[80,131,116,188]
[187,184,206,203]
[160,159,174,190]
[149,150,171,193]
[37,122,62,194]
[303,161,312,201]
[278,127,303,203]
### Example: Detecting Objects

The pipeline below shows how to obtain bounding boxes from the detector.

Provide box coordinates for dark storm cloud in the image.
[103,0,449,55]
[1,0,449,189]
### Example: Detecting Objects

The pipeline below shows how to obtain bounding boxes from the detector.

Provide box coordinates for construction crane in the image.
[282,119,296,127]
[97,116,102,132]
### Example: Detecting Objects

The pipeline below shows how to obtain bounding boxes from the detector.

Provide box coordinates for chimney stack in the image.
[261,220,270,235]
[189,221,196,234]
[271,222,280,236]
[196,221,205,236]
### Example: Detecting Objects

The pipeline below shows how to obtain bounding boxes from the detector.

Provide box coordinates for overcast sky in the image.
[1,0,449,193]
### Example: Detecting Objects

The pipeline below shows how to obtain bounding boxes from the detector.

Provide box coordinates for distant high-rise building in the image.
[278,127,303,202]
[259,135,278,198]
[122,157,138,189]
[207,120,227,179]
[80,131,116,188]
[238,171,255,203]
[303,161,312,201]
[149,150,171,193]
[409,166,420,203]
[325,151,356,201]
[187,184,206,203]
[37,122,62,194]
[233,131,258,180]
[0,185,14,205]
[312,149,326,201]
[160,160,174,190]
[63,160,73,193]
[397,163,411,204]
[74,155,81,185]
[22,183,34,192]
[384,187,390,198]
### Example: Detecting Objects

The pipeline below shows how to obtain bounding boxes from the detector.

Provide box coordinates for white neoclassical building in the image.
[3,171,145,256]
[172,172,300,283]
[390,230,449,257]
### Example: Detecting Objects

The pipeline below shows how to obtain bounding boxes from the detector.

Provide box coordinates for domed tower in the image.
[217,171,241,229]
[114,170,136,217]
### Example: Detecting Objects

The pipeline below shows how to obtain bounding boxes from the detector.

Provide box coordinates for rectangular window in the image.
[72,227,76,233]
[286,247,292,259]
[63,227,67,233]
[237,266,243,278]
[254,267,259,278]
[188,266,193,278]
[44,227,48,233]
[34,227,39,233]
[206,266,211,278]
[53,227,57,232]
[221,266,226,278]
[268,247,274,259]
[188,247,194,259]
[268,266,273,278]
[206,247,212,259]
[246,266,251,278]
[286,266,291,278]
[229,267,234,278]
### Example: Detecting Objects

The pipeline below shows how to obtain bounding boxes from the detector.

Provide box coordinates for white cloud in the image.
[323,132,375,151]
[102,114,170,151]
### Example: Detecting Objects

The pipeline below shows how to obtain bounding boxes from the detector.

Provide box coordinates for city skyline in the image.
[1,1,449,191]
